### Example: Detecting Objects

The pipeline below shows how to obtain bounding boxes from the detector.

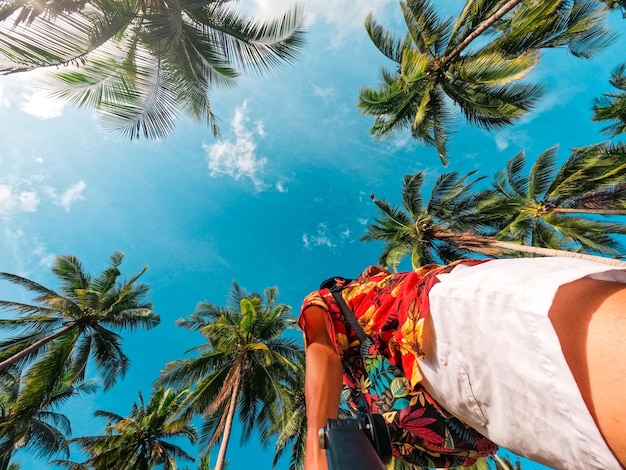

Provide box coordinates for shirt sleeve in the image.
[298,289,353,356]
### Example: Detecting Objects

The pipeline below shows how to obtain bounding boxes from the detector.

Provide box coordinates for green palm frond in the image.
[1,0,307,140]
[360,0,612,164]
[527,145,558,200]
[158,283,302,468]
[364,13,410,62]
[55,387,197,469]
[592,63,626,137]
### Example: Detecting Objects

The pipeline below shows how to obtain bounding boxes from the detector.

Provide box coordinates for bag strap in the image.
[331,290,367,344]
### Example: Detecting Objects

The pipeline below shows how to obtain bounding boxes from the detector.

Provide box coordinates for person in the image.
[299,257,626,470]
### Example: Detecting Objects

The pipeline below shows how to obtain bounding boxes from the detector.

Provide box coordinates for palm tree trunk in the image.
[0,324,75,372]
[489,240,626,266]
[434,228,626,267]
[214,372,242,470]
[0,450,13,470]
[439,0,523,69]
[552,208,626,215]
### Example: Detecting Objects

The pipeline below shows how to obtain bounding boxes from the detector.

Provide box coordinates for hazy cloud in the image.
[204,102,268,190]
[0,82,9,108]
[0,176,86,216]
[21,90,65,119]
[313,85,335,100]
[302,222,336,250]
[242,0,395,31]
[302,220,361,250]
[46,180,87,211]
[0,183,39,215]
[1,227,55,276]
[494,129,530,152]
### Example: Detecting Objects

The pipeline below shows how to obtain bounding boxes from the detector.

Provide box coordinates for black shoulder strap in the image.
[331,290,367,344]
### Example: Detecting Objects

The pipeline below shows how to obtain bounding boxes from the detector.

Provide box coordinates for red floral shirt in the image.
[299,260,487,387]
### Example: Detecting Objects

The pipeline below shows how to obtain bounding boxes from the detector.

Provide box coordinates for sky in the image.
[1,1,625,469]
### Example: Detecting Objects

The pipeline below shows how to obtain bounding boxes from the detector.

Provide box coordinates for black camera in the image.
[318,414,393,470]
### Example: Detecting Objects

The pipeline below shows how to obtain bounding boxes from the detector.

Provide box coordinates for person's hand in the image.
[362,265,390,278]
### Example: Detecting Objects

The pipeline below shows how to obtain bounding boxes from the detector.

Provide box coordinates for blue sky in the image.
[1,1,625,468]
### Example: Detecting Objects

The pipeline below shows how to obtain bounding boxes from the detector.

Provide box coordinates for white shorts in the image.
[420,257,625,470]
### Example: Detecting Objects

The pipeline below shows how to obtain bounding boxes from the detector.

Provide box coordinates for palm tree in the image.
[358,0,613,164]
[362,171,489,269]
[54,387,197,470]
[477,143,626,256]
[157,282,303,470]
[362,169,626,271]
[0,252,159,400]
[265,366,306,470]
[597,0,626,13]
[0,0,306,140]
[0,368,97,470]
[592,63,626,137]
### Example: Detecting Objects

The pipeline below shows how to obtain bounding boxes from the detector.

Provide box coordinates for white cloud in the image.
[203,102,268,190]
[494,129,530,152]
[59,181,87,211]
[241,0,395,31]
[20,90,65,119]
[302,223,336,250]
[0,184,39,215]
[44,180,87,212]
[1,226,55,276]
[302,221,359,250]
[0,82,9,108]
[276,181,288,193]
[313,85,335,100]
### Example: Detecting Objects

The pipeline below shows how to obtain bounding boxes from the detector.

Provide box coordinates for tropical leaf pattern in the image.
[299,261,497,468]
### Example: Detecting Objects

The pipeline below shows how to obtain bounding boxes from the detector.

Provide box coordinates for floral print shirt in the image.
[299,261,487,387]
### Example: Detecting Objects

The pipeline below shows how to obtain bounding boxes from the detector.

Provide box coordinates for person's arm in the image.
[302,306,343,470]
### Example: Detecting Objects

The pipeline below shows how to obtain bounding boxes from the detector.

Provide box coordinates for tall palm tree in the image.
[362,169,626,271]
[54,387,197,470]
[358,0,613,164]
[157,282,303,470]
[477,143,626,255]
[592,63,626,137]
[0,368,97,470]
[0,252,159,398]
[0,0,306,140]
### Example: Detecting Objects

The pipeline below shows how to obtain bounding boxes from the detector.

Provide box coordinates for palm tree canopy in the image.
[0,252,160,391]
[592,62,626,137]
[0,0,307,140]
[0,368,97,467]
[358,0,614,164]
[364,142,626,269]
[157,282,303,463]
[53,386,197,470]
[362,170,487,269]
[477,142,626,255]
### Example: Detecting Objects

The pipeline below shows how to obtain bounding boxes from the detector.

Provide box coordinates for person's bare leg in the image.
[549,278,626,467]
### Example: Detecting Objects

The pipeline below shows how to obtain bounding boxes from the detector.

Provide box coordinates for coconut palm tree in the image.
[362,171,489,269]
[264,366,306,470]
[362,169,626,271]
[358,0,613,164]
[0,0,306,140]
[157,282,303,470]
[0,252,159,398]
[592,63,626,137]
[53,387,197,470]
[477,143,626,255]
[0,368,97,470]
